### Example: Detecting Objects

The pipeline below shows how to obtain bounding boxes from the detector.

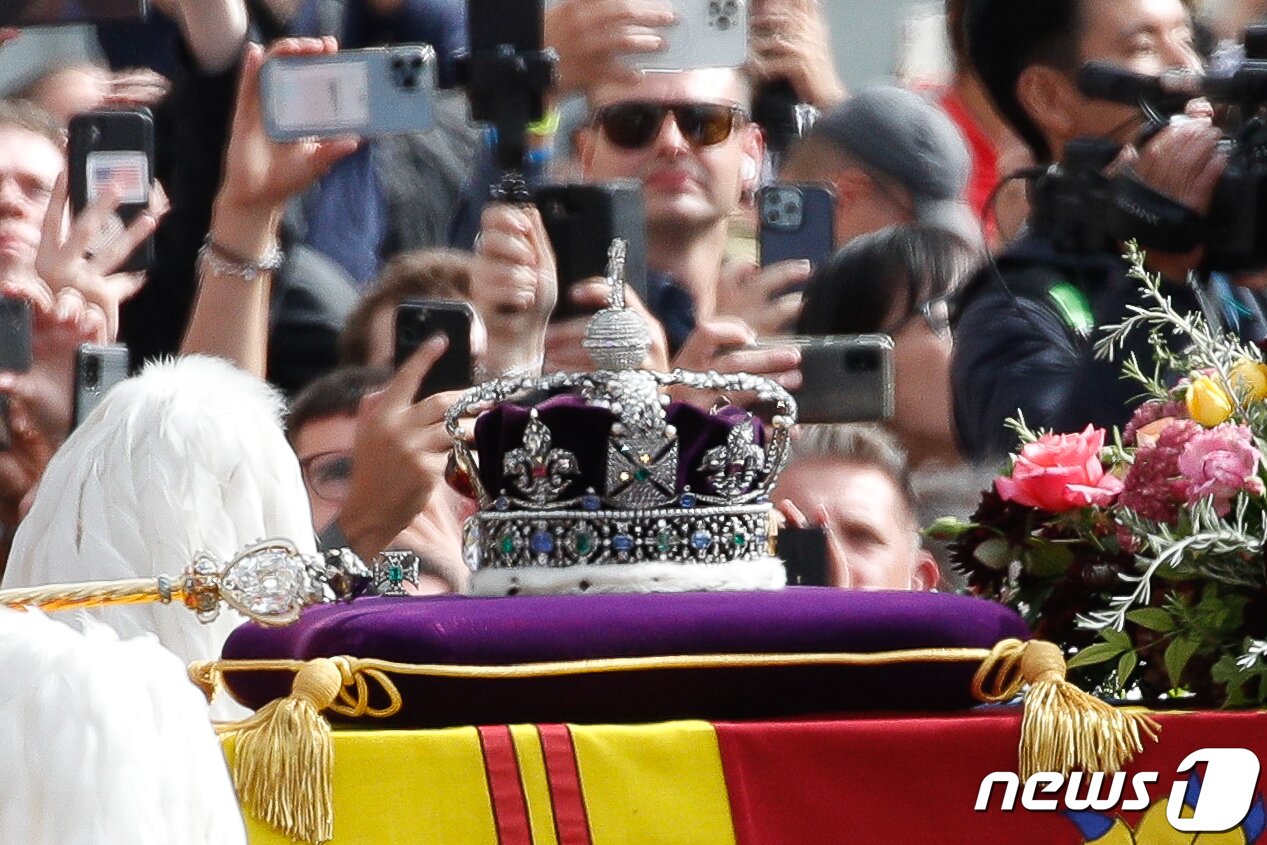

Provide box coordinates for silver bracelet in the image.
[474,359,544,383]
[197,236,284,282]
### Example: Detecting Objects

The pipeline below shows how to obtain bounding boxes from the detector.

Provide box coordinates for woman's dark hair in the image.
[796,225,980,336]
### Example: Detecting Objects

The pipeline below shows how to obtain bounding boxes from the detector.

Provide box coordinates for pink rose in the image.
[995,425,1123,513]
[1178,424,1265,516]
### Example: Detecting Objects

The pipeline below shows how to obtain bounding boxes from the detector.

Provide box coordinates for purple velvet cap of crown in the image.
[221,589,1031,727]
[473,394,766,500]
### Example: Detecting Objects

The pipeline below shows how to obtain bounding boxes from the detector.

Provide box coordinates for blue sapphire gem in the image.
[581,493,602,511]
[679,493,697,508]
[494,496,510,511]
[691,531,711,550]
[612,534,634,552]
[530,531,555,554]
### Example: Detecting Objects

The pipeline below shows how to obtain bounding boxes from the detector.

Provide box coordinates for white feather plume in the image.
[0,608,247,844]
[3,356,317,718]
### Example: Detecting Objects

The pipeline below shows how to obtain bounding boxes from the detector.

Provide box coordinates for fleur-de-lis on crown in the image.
[699,416,764,498]
[503,409,580,505]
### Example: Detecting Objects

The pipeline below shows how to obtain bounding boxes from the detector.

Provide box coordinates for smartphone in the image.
[759,334,894,425]
[778,526,829,587]
[67,109,156,273]
[534,182,648,319]
[72,343,130,430]
[0,0,148,26]
[632,0,748,71]
[260,45,437,141]
[758,183,836,270]
[0,297,33,373]
[393,299,474,400]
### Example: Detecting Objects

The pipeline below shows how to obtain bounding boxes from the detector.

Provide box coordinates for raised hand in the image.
[747,0,845,108]
[469,203,557,377]
[714,259,809,337]
[337,336,465,562]
[546,0,675,94]
[34,172,168,341]
[667,318,800,409]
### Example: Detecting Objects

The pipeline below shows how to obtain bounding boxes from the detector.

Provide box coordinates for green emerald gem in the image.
[634,467,651,482]
[732,533,747,547]
[500,535,516,554]
[576,533,593,555]
[657,530,674,552]
[388,564,404,583]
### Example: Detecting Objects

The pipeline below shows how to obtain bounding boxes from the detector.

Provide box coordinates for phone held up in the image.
[534,181,649,318]
[394,299,474,401]
[72,344,130,431]
[67,108,156,273]
[261,45,437,141]
[632,0,748,71]
[758,183,836,271]
[758,334,895,425]
[778,526,829,587]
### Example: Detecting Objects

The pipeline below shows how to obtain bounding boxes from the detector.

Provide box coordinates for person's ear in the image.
[1016,64,1078,154]
[910,550,941,592]
[740,122,765,194]
[577,126,596,177]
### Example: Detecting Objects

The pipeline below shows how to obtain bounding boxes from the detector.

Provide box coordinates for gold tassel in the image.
[221,657,346,844]
[973,639,1161,779]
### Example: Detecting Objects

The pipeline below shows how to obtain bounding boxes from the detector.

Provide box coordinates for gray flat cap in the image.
[812,85,978,243]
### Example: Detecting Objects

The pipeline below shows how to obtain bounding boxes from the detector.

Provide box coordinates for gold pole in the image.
[0,578,181,613]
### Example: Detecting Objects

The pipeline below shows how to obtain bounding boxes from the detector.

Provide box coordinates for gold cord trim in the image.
[205,646,998,704]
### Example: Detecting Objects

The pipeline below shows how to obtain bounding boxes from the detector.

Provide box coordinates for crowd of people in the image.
[0,0,1263,600]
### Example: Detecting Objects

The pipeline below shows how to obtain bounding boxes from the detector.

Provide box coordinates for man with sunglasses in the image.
[574,67,810,343]
[950,0,1267,462]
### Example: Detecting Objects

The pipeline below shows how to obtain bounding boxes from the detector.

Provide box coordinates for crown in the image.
[445,241,797,595]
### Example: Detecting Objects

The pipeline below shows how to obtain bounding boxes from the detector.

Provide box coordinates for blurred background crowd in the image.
[1,0,1264,599]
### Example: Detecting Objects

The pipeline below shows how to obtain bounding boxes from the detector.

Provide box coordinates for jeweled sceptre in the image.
[0,540,374,626]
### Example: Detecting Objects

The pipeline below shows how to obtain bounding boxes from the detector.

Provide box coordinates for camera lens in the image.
[83,356,101,388]
[843,348,880,372]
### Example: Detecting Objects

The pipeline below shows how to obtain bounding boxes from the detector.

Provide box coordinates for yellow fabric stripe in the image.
[229,728,500,845]
[570,721,737,845]
[510,724,560,845]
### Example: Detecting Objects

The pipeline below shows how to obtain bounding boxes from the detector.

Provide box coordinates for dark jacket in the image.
[950,231,1267,462]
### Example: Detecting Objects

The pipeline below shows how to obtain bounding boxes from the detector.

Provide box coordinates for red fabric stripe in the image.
[478,725,533,845]
[714,708,1267,845]
[538,724,593,845]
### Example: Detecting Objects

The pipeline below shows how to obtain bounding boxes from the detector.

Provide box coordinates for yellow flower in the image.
[1228,359,1267,402]
[1187,375,1234,427]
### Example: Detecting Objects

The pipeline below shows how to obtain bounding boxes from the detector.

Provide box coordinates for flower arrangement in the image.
[940,244,1267,708]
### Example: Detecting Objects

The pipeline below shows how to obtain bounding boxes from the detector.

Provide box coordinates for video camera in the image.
[1032,27,1267,273]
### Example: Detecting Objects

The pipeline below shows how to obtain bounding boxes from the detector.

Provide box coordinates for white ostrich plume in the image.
[3,355,316,717]
[0,608,247,844]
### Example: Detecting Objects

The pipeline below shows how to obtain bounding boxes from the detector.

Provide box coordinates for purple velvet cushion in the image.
[222,589,1029,727]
